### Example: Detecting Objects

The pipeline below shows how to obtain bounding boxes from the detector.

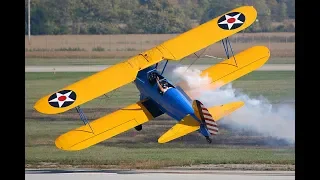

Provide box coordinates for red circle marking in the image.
[227,18,236,23]
[58,96,66,101]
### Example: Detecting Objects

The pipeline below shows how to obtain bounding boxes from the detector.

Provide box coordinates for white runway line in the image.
[25,170,295,180]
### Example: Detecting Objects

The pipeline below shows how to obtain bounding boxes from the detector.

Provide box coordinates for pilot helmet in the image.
[162,81,169,88]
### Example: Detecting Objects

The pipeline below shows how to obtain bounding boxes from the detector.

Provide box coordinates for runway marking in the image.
[25,169,295,180]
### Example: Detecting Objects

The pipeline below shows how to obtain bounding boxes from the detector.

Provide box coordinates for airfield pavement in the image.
[25,64,295,72]
[25,169,295,180]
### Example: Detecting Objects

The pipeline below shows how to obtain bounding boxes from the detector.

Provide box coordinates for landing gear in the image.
[134,124,142,131]
[205,136,212,144]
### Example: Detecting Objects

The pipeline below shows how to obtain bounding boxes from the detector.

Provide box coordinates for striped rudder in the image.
[193,100,218,135]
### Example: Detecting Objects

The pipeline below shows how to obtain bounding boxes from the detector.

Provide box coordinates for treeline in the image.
[25,0,295,35]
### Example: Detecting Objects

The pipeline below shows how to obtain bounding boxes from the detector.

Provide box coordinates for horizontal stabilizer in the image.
[158,101,244,144]
[158,114,200,143]
[207,101,245,121]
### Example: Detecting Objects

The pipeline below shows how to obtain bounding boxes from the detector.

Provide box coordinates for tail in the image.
[157,100,245,144]
[192,100,244,136]
[193,100,218,136]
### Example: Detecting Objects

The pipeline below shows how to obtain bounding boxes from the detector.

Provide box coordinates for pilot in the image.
[148,72,159,85]
[156,76,171,94]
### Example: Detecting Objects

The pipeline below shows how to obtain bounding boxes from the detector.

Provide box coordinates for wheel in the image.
[206,137,212,144]
[134,124,142,131]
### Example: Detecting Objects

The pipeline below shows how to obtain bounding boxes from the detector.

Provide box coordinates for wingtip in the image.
[55,137,65,150]
[55,136,78,151]
[157,139,164,144]
[33,98,46,114]
[157,137,166,144]
[33,98,53,115]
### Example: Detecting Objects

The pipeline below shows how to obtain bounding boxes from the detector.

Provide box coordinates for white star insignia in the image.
[49,91,75,107]
[218,13,244,30]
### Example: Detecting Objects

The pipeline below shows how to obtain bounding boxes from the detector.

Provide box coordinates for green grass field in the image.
[25,57,295,66]
[26,145,294,169]
[25,71,295,169]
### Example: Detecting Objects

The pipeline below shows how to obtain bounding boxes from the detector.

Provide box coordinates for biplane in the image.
[34,6,270,151]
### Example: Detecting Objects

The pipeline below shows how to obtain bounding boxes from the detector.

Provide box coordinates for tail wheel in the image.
[205,136,212,144]
[134,124,142,131]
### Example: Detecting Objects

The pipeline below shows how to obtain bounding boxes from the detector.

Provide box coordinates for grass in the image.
[26,120,294,168]
[25,57,295,66]
[25,71,295,168]
[25,145,295,169]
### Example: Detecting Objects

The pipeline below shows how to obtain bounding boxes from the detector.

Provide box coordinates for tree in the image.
[24,0,295,34]
[286,0,295,19]
[252,0,272,32]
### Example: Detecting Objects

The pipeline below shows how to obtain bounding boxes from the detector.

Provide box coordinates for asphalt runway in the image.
[25,169,295,180]
[25,64,295,72]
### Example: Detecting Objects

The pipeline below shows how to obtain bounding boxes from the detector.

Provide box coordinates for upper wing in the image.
[34,5,256,115]
[159,6,257,60]
[34,47,173,115]
[179,46,270,99]
[55,100,156,151]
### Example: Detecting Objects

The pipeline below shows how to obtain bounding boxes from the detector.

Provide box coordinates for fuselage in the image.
[133,66,197,122]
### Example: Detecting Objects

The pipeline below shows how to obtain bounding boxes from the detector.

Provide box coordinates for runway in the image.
[25,169,295,180]
[25,64,295,72]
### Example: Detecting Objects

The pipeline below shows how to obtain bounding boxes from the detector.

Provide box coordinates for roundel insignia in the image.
[48,90,77,108]
[217,12,245,30]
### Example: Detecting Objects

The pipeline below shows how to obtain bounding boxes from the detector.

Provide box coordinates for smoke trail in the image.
[167,66,295,145]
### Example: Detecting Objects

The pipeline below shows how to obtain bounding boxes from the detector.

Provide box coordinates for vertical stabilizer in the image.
[192,100,218,135]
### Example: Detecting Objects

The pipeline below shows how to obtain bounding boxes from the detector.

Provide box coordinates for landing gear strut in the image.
[205,136,212,144]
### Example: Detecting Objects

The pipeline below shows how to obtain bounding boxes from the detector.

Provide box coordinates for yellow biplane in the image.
[34,6,270,151]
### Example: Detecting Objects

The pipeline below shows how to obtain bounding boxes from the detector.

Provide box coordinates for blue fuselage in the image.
[134,66,196,121]
[133,66,211,137]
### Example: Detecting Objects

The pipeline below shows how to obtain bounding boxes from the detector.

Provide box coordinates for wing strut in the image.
[75,106,94,134]
[161,60,169,75]
[221,38,238,67]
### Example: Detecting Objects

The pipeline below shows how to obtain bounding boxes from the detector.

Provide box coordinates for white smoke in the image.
[167,66,295,145]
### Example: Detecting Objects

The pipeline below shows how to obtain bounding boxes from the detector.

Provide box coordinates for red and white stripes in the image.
[200,103,218,135]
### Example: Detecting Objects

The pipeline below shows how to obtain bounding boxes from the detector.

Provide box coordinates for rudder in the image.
[192,100,218,135]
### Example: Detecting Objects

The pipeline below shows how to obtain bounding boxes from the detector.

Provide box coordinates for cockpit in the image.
[147,70,175,93]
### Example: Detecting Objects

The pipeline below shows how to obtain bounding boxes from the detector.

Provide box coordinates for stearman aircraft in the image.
[34,6,270,151]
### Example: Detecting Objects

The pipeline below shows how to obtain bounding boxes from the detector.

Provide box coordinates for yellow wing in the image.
[34,5,257,115]
[158,101,244,143]
[34,47,172,115]
[179,46,270,99]
[159,6,257,60]
[55,100,155,151]
[207,101,244,121]
[158,114,200,144]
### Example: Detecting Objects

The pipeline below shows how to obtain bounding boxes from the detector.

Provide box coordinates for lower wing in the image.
[178,46,270,99]
[55,99,158,151]
[158,101,244,143]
